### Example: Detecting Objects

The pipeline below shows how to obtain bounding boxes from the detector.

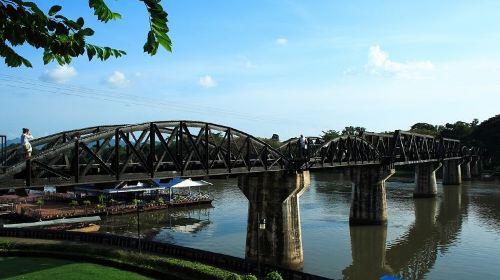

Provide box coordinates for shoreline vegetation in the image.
[0,237,238,280]
[0,237,284,280]
[0,256,153,280]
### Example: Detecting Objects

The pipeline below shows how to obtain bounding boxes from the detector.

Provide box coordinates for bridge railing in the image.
[0,228,330,280]
[0,122,480,189]
[3,125,123,168]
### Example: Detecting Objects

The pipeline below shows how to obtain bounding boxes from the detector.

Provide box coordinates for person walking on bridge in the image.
[21,128,33,159]
[299,135,307,158]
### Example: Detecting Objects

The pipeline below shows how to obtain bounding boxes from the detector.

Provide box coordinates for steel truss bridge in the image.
[0,121,482,189]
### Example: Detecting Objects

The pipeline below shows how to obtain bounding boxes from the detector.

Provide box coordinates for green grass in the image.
[0,256,153,280]
[0,238,234,279]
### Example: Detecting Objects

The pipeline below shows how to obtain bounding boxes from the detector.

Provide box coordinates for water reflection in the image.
[384,184,466,280]
[311,171,470,280]
[100,204,213,240]
[343,225,393,279]
[93,172,500,279]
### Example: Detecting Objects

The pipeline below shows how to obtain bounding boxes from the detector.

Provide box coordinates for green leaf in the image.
[89,0,122,23]
[22,2,45,17]
[143,31,158,55]
[143,0,172,53]
[96,47,104,60]
[48,5,62,16]
[43,51,54,64]
[111,12,122,20]
[81,28,95,36]
[156,34,172,52]
[76,17,85,28]
[55,55,65,65]
[86,45,96,61]
[103,47,111,60]
[0,42,32,68]
[22,57,33,68]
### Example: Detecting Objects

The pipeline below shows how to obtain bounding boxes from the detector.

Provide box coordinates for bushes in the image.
[225,274,241,280]
[265,271,283,280]
[227,273,280,280]
[0,238,234,280]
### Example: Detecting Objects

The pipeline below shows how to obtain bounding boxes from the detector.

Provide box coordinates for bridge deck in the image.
[0,121,481,189]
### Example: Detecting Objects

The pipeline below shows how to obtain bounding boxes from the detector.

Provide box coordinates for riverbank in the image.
[0,227,327,280]
[0,256,153,280]
[0,237,236,280]
[11,199,212,221]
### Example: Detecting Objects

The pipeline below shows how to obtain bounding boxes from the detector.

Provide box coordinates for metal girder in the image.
[3,125,124,168]
[0,121,290,189]
[0,122,483,190]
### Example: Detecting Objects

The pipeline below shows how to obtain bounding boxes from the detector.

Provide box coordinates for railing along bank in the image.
[0,227,331,280]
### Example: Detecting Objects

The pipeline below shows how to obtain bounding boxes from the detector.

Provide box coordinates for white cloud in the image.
[276,38,288,45]
[367,45,435,79]
[40,65,77,83]
[199,75,217,88]
[243,57,256,69]
[245,60,256,69]
[107,71,130,88]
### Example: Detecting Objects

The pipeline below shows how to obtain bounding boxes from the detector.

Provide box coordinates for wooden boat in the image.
[3,216,101,228]
[67,223,100,233]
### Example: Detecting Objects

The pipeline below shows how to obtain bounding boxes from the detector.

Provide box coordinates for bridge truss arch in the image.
[0,121,291,189]
[4,124,124,167]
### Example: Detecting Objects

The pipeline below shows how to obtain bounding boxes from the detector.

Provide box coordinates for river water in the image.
[99,171,500,280]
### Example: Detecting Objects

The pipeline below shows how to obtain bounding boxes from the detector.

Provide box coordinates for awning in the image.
[159,177,213,189]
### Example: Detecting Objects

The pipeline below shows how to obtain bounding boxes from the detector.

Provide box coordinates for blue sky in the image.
[1,0,500,139]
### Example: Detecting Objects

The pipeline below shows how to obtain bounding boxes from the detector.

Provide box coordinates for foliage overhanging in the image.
[0,0,171,67]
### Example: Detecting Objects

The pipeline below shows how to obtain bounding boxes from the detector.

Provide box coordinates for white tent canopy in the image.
[159,177,212,189]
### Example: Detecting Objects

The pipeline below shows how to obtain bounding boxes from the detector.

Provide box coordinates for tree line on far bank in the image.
[317,114,500,168]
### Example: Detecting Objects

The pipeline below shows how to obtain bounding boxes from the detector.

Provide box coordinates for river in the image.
[99,170,500,279]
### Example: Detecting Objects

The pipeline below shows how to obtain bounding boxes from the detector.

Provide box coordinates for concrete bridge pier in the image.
[349,165,395,226]
[461,161,472,181]
[238,170,311,270]
[442,160,462,185]
[414,162,442,198]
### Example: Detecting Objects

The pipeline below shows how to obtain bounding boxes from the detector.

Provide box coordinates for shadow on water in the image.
[99,204,213,241]
[342,183,467,280]
[92,172,500,279]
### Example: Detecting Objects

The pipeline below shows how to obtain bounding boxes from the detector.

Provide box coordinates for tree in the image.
[472,114,500,167]
[410,122,441,136]
[69,199,79,214]
[321,129,340,141]
[36,197,44,219]
[0,0,171,67]
[342,126,365,136]
[83,199,91,215]
[258,137,281,149]
[440,120,475,145]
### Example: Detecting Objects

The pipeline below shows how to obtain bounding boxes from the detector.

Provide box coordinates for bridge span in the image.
[0,120,486,270]
[0,120,482,190]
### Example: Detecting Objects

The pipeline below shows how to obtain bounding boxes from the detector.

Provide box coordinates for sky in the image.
[1,0,500,140]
